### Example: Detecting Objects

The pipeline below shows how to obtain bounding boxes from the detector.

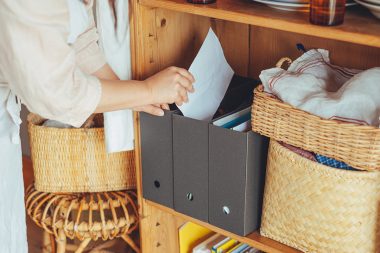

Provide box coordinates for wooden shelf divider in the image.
[145,200,302,253]
[139,0,380,48]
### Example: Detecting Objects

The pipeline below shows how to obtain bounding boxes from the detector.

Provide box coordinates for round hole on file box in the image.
[223,206,231,215]
[154,180,160,188]
[187,193,194,201]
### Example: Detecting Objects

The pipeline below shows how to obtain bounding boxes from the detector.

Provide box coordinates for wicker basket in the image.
[260,140,380,253]
[251,78,380,171]
[28,114,136,193]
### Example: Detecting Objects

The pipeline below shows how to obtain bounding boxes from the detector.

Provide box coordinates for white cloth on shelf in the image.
[96,0,134,153]
[260,49,380,126]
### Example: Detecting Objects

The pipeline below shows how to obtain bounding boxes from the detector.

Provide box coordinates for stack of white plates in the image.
[355,0,380,18]
[252,0,357,12]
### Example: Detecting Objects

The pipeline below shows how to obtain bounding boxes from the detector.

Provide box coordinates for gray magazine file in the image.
[140,110,176,208]
[209,125,269,236]
[173,114,209,222]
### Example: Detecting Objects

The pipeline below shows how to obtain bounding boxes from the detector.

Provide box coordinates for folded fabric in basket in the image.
[260,49,380,127]
[280,142,316,161]
[280,142,358,171]
[315,154,357,171]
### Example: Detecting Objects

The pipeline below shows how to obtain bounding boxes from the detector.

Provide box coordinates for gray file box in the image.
[140,111,177,208]
[173,115,209,222]
[209,125,269,236]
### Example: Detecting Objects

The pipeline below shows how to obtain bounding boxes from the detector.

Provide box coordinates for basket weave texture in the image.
[28,114,136,193]
[252,85,380,171]
[260,140,380,253]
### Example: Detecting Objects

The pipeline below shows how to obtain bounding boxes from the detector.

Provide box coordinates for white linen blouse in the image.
[0,0,106,127]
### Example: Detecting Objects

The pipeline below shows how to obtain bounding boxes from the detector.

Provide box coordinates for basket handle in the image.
[82,114,97,128]
[276,57,293,70]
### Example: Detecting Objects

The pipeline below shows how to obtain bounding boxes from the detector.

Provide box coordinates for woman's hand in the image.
[143,66,195,106]
[94,65,194,115]
[134,104,170,116]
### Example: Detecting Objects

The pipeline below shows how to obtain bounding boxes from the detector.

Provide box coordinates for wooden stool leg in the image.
[56,230,67,253]
[50,234,57,253]
[121,234,140,253]
[42,231,52,253]
[74,238,91,253]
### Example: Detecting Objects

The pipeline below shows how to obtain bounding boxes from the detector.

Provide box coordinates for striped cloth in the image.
[260,49,380,127]
[315,154,357,171]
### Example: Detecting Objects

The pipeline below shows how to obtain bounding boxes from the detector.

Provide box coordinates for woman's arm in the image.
[93,64,194,116]
[0,1,193,127]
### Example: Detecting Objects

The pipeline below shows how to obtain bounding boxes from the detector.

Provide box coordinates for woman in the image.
[0,0,194,252]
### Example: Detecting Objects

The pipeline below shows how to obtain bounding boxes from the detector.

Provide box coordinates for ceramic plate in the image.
[271,0,309,4]
[360,0,380,5]
[355,0,380,17]
[253,0,309,12]
[346,0,358,6]
[253,0,357,12]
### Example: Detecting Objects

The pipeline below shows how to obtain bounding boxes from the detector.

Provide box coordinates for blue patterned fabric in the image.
[315,154,358,171]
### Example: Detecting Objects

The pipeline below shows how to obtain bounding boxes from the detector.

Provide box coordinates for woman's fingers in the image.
[134,105,164,116]
[179,87,188,103]
[177,75,194,93]
[173,83,188,107]
[161,103,170,110]
[175,67,195,83]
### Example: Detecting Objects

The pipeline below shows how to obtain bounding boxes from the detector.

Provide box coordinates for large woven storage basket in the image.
[260,140,380,253]
[251,85,380,171]
[28,114,136,193]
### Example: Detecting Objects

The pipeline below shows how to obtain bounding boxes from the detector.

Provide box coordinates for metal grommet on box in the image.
[223,206,230,215]
[186,193,194,201]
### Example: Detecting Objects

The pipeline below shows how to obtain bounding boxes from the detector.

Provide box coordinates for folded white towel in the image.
[260,49,380,126]
[42,120,73,129]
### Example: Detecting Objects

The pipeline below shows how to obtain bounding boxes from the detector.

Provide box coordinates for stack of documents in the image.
[192,234,263,253]
[213,75,259,120]
[212,107,251,132]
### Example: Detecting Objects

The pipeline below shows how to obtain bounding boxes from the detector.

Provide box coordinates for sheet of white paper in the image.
[179,28,234,122]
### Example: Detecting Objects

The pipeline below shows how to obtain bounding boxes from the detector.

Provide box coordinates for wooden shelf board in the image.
[139,0,380,48]
[145,200,302,253]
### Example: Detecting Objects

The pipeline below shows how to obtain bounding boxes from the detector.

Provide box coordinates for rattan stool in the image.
[25,185,140,253]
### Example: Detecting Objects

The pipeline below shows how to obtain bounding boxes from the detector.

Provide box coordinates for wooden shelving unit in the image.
[140,0,380,48]
[130,0,380,252]
[145,200,301,253]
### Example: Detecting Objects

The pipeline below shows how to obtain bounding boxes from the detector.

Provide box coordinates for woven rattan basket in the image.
[260,140,380,253]
[251,59,380,171]
[28,114,136,193]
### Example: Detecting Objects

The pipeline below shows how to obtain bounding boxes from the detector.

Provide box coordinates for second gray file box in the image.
[209,125,269,236]
[173,115,209,222]
[140,111,176,208]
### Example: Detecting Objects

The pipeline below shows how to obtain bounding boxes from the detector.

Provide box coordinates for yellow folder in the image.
[215,238,238,253]
[179,222,214,253]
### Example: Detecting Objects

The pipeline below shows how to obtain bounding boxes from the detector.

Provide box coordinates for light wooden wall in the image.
[249,26,380,77]
[132,6,380,81]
